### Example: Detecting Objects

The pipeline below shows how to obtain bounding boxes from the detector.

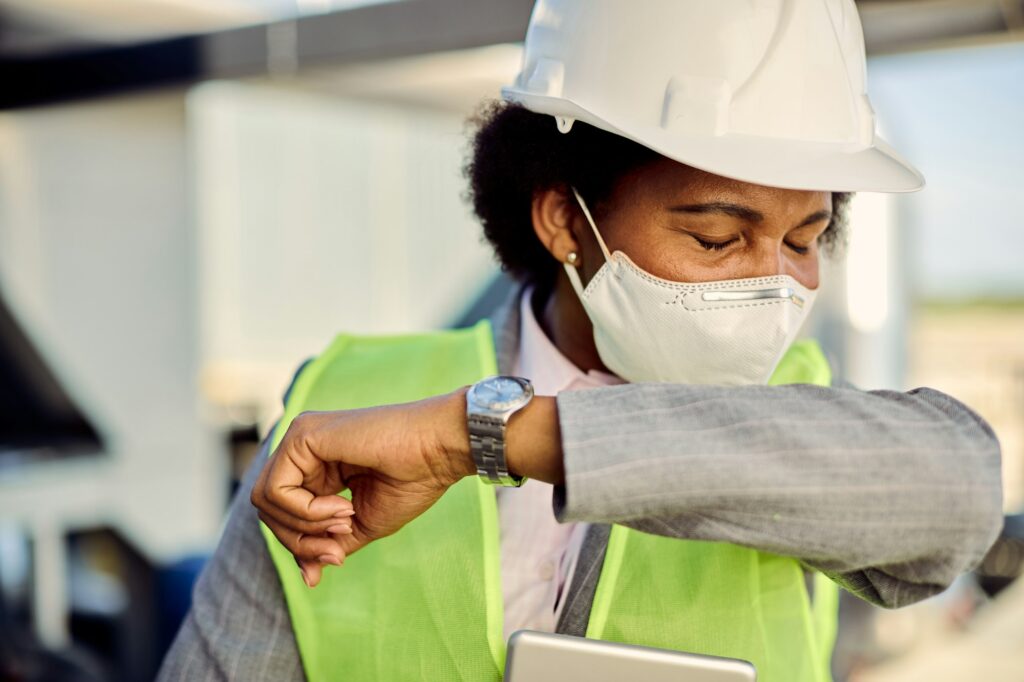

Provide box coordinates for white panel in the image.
[189,81,497,420]
[0,91,225,564]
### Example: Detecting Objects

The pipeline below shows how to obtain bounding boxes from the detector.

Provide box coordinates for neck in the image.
[535,270,609,375]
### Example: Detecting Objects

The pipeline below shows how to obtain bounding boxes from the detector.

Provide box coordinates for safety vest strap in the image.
[260,321,505,680]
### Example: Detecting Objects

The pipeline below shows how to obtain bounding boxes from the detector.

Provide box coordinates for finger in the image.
[301,459,347,498]
[298,558,324,588]
[256,496,355,536]
[259,512,347,565]
[294,556,325,588]
[262,445,355,521]
[252,459,355,527]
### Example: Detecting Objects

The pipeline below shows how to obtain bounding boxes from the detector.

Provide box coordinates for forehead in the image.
[616,157,832,215]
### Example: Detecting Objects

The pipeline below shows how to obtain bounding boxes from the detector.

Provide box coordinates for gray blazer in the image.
[158,287,1003,681]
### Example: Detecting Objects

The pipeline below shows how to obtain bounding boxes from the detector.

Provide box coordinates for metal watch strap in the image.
[468,414,525,487]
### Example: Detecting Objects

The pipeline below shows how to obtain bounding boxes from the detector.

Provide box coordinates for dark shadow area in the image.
[0,289,102,463]
[0,37,202,110]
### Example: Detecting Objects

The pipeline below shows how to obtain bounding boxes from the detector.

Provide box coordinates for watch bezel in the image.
[466,375,533,487]
[466,375,534,415]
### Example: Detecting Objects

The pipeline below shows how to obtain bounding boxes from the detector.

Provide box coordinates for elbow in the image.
[880,388,1004,605]
[949,392,1005,573]
[961,474,1006,576]
[936,425,1004,585]
[886,487,1004,610]
[854,500,1003,610]
[912,501,1003,606]
[933,424,1004,594]
[909,386,1005,565]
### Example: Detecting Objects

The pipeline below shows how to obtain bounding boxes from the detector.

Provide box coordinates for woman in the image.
[159,2,1003,680]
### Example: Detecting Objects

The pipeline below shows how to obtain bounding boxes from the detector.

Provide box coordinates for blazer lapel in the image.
[487,282,611,638]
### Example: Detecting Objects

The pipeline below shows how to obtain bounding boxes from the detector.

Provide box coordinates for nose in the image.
[743,240,818,289]
[748,242,788,279]
[741,237,819,288]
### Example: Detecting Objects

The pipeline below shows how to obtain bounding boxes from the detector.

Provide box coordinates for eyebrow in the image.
[669,202,832,228]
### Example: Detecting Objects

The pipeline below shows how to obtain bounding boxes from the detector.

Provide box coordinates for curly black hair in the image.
[464,100,852,287]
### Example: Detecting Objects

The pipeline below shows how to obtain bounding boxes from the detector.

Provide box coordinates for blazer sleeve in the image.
[156,363,314,682]
[552,381,1004,609]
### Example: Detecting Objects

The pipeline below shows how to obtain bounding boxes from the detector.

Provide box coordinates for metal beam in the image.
[0,36,201,109]
[3,0,1024,110]
[0,0,534,109]
[859,0,1024,54]
[205,0,534,77]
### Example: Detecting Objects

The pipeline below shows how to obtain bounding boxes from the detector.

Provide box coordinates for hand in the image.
[251,390,474,587]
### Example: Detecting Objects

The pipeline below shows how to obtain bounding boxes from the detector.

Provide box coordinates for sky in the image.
[867,41,1024,301]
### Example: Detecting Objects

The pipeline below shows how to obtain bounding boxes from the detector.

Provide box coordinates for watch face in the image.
[468,376,532,412]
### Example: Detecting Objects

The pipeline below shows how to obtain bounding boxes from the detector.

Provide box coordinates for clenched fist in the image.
[250,389,475,587]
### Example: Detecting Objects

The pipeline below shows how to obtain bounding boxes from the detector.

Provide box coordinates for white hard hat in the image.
[501,0,924,193]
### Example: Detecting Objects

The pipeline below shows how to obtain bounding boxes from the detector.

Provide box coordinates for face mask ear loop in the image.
[570,187,613,263]
[563,258,587,297]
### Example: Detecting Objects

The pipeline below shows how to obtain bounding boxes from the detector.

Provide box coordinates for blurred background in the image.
[0,1,1021,680]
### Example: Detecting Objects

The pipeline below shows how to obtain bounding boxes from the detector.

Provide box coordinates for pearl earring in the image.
[566,251,579,266]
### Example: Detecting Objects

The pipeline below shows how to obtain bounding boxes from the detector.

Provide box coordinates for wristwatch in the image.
[465,375,534,486]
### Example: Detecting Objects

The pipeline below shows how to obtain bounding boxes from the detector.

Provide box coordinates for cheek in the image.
[600,220,702,279]
[600,213,656,253]
[605,235,732,283]
[625,238,699,281]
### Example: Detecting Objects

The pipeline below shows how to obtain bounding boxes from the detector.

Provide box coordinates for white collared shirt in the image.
[497,286,623,643]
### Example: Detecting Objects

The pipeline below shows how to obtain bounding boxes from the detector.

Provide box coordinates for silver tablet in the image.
[505,631,756,682]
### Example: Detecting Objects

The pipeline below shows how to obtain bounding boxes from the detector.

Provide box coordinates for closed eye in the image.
[693,235,739,251]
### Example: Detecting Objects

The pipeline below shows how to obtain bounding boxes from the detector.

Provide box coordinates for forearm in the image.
[549,382,1004,605]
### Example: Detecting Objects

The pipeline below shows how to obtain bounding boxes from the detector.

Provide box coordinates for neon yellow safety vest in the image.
[260,320,839,681]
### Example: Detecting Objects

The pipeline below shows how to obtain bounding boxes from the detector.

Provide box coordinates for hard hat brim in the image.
[502,89,925,193]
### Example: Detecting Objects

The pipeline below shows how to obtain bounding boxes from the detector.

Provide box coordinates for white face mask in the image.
[565,187,818,385]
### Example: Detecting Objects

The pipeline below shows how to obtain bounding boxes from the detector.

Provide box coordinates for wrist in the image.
[436,386,476,482]
[438,383,564,486]
[505,395,564,485]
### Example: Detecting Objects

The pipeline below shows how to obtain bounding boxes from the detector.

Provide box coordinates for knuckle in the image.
[278,415,305,446]
[294,412,321,447]
[263,483,281,504]
[291,411,317,435]
[280,412,322,456]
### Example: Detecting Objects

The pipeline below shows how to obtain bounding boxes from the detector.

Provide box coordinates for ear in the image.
[530,186,582,266]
